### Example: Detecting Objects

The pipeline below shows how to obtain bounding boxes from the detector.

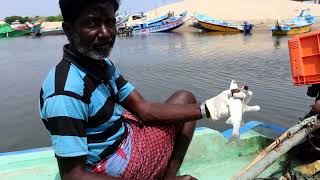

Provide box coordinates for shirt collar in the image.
[63,44,108,81]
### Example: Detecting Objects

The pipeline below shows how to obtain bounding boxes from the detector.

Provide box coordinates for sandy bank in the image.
[40,22,62,31]
[128,0,320,30]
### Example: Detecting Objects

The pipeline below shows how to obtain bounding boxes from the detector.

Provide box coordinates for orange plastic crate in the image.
[288,30,320,86]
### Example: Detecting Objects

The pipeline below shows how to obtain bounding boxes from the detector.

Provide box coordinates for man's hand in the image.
[205,88,259,121]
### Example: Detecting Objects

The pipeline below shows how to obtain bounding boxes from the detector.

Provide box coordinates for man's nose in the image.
[97,24,112,42]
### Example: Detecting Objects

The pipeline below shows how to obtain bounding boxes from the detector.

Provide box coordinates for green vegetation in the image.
[3,15,63,24]
[4,16,31,24]
[44,15,63,22]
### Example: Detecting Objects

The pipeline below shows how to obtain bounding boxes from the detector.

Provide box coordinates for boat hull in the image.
[198,20,243,32]
[0,33,9,38]
[133,18,185,34]
[131,12,187,34]
[272,25,311,35]
[0,121,289,180]
[8,28,31,37]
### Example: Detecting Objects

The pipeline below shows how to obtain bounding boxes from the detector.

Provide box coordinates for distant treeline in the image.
[4,15,63,24]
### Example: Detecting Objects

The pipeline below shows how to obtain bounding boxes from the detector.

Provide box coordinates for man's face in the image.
[65,3,117,60]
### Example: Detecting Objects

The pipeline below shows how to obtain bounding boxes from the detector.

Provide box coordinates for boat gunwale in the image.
[0,121,287,157]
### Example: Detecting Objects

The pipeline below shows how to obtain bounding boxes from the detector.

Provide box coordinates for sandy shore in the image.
[128,0,320,31]
[40,22,62,31]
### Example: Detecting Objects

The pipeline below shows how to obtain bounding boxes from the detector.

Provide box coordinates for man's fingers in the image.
[232,91,246,99]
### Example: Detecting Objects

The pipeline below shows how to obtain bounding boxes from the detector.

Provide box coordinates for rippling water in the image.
[0,31,316,152]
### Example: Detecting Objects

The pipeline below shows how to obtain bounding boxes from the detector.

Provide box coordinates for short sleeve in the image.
[114,71,135,102]
[41,94,89,157]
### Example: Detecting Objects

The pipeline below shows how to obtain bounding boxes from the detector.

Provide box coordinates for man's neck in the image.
[65,44,106,67]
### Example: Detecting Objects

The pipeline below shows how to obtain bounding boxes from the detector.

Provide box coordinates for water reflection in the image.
[242,33,253,45]
[273,36,283,49]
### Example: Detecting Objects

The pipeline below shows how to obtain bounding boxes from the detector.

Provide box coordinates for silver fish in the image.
[226,80,244,144]
[226,80,260,144]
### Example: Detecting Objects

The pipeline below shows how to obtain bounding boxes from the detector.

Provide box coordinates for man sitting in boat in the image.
[39,0,253,179]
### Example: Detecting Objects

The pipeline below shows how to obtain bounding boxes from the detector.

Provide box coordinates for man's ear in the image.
[62,22,73,40]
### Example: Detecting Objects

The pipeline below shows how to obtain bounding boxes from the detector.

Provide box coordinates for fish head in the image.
[229,80,239,90]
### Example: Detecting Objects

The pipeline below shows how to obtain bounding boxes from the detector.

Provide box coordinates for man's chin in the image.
[79,49,111,60]
[86,52,110,60]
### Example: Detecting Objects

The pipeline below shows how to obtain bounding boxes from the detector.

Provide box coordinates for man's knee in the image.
[167,90,197,105]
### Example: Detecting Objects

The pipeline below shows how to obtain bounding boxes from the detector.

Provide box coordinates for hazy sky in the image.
[0,0,181,19]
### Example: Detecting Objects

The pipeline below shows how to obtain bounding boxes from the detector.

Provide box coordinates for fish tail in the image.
[227,134,240,145]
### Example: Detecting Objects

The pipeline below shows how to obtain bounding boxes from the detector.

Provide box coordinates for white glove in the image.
[204,89,247,121]
[242,90,260,113]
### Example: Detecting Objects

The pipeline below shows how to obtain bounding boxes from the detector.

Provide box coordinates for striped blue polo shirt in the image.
[39,45,135,165]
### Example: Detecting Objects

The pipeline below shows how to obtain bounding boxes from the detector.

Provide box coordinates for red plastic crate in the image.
[288,30,320,86]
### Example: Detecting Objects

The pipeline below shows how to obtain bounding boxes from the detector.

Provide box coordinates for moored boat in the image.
[0,21,41,38]
[0,22,13,38]
[8,21,34,37]
[272,9,316,35]
[194,14,244,32]
[7,28,32,37]
[130,11,187,34]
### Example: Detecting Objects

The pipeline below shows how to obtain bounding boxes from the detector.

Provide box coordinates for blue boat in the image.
[130,11,187,34]
[272,9,316,35]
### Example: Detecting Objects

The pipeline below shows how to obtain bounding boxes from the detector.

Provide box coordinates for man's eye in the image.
[88,20,96,27]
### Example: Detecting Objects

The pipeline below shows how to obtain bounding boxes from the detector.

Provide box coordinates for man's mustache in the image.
[91,37,114,49]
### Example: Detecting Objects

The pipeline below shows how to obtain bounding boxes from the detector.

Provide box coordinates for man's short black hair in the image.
[59,0,120,23]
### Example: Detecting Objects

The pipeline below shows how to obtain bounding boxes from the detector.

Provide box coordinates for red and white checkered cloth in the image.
[121,112,176,179]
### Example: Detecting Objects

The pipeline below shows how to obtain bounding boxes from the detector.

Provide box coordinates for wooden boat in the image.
[0,22,41,38]
[130,11,187,34]
[195,14,244,32]
[3,120,319,180]
[7,28,33,37]
[272,9,316,35]
[8,22,34,37]
[0,22,13,38]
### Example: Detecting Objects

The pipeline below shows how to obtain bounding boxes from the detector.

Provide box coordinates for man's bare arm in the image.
[121,90,202,124]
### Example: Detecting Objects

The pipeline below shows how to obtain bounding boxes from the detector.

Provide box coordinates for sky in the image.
[0,0,181,19]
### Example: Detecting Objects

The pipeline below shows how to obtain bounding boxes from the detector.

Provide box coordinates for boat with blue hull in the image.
[130,11,187,34]
[272,9,316,35]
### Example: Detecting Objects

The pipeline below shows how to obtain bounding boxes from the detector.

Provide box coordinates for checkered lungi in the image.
[91,112,176,179]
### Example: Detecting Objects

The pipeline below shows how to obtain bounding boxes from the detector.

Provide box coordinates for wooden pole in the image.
[233,116,320,180]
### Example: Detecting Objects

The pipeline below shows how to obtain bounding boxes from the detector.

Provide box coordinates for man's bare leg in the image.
[163,90,197,178]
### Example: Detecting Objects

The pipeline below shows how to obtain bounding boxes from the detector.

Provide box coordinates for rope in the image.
[307,134,320,151]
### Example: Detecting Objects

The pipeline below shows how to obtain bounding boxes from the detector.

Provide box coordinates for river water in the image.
[0,31,316,152]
